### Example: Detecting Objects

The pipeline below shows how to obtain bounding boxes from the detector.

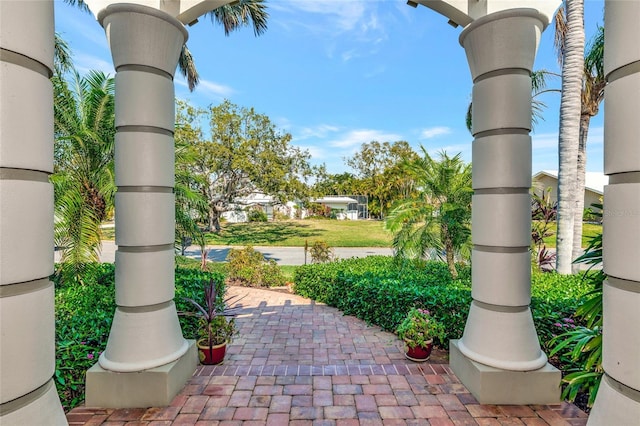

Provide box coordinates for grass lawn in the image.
[204,219,393,247]
[103,219,601,248]
[541,222,602,248]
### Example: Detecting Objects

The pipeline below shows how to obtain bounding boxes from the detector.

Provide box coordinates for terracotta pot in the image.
[197,340,227,365]
[405,340,433,362]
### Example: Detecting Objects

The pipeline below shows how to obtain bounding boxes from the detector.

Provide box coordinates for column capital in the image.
[86,0,234,25]
[408,0,560,29]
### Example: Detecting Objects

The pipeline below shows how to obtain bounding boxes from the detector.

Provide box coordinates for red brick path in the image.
[67,286,588,425]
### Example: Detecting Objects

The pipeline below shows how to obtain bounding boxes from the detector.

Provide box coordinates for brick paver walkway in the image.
[67,286,588,425]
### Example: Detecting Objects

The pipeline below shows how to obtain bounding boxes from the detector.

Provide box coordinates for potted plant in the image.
[396,308,445,362]
[183,278,239,365]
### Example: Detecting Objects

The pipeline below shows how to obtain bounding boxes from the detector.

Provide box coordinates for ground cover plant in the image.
[53,262,222,411]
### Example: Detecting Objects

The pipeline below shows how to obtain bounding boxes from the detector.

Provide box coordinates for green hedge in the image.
[294,256,593,352]
[53,263,222,411]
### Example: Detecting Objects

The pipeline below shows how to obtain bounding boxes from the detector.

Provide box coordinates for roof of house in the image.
[314,196,358,204]
[534,170,608,195]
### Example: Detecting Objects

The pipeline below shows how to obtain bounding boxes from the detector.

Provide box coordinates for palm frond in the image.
[179,44,200,92]
[208,0,269,36]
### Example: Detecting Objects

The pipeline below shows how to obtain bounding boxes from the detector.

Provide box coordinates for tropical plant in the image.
[52,69,116,281]
[550,203,604,406]
[182,278,238,348]
[309,240,334,264]
[385,148,472,279]
[396,308,446,349]
[555,0,585,274]
[531,188,558,272]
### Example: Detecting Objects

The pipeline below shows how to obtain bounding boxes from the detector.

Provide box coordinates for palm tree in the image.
[62,0,269,91]
[555,0,585,274]
[52,70,116,278]
[571,26,604,273]
[385,149,473,279]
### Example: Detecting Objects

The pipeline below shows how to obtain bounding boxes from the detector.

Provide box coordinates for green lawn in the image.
[103,219,601,249]
[541,222,602,248]
[205,219,393,247]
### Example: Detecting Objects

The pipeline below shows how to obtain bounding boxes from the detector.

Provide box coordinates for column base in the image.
[85,339,197,408]
[450,339,560,405]
[588,374,640,425]
[0,380,67,426]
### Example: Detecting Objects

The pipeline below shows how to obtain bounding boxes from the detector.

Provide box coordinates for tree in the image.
[555,0,585,274]
[52,70,116,276]
[570,26,605,273]
[345,141,418,218]
[174,101,210,252]
[385,149,472,279]
[182,100,313,232]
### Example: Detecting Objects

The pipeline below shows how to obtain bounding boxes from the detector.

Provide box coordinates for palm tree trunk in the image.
[442,225,458,279]
[556,0,585,274]
[571,113,590,273]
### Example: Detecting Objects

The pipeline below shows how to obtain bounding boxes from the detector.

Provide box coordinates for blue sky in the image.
[54,0,605,175]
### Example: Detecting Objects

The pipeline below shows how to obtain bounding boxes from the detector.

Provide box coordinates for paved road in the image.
[86,241,393,265]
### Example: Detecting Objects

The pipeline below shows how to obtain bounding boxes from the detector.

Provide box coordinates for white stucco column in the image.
[0,1,67,424]
[588,1,640,423]
[448,8,560,404]
[84,3,198,408]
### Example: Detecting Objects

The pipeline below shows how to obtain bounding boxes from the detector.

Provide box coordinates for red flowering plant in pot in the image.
[396,308,446,362]
[183,278,241,365]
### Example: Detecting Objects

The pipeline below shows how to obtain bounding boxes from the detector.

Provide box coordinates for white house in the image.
[532,170,608,211]
[313,196,359,220]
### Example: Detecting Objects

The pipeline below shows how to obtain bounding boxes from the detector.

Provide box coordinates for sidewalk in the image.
[67,287,588,425]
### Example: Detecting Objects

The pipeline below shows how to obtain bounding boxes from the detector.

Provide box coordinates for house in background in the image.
[313,196,360,220]
[222,193,275,223]
[533,170,608,212]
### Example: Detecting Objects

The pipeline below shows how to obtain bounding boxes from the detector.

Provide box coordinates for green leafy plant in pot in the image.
[183,278,239,365]
[396,308,445,362]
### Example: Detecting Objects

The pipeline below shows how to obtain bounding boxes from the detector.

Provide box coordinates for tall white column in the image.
[85,3,197,408]
[588,1,640,423]
[0,1,67,424]
[449,8,560,404]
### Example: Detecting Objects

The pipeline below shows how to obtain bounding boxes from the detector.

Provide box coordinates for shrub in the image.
[248,208,268,222]
[309,240,334,263]
[294,256,589,350]
[226,246,286,287]
[54,264,219,412]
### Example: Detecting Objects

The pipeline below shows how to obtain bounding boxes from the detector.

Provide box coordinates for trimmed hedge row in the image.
[293,256,592,351]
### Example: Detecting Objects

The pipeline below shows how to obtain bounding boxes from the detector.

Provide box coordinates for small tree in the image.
[385,149,472,279]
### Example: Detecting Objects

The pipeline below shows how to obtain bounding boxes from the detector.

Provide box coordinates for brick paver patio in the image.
[67,286,588,425]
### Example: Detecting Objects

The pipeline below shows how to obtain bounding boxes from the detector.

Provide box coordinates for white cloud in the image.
[420,126,452,139]
[196,79,235,98]
[175,76,234,98]
[73,53,115,76]
[328,129,402,148]
[271,0,388,60]
[296,124,341,140]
